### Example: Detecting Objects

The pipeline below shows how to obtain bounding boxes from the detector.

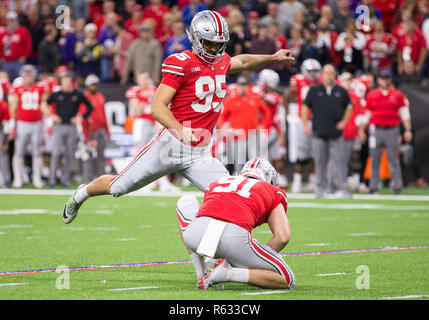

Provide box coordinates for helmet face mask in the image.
[258,69,280,90]
[240,158,279,187]
[301,58,322,82]
[188,10,229,64]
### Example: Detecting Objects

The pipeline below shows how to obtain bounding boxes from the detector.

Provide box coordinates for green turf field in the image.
[0,189,428,300]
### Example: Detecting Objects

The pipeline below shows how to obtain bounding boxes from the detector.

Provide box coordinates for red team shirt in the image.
[0,26,33,62]
[10,83,46,122]
[160,50,231,145]
[0,79,10,102]
[364,32,397,69]
[197,175,288,233]
[343,91,366,140]
[365,88,409,127]
[125,85,157,123]
[289,74,320,121]
[250,85,283,133]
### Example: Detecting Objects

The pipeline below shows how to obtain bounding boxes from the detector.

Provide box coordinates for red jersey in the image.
[124,18,143,39]
[350,76,370,99]
[160,50,231,145]
[80,90,110,141]
[396,29,427,64]
[289,74,319,120]
[219,86,271,139]
[125,85,156,122]
[0,26,33,61]
[0,100,9,122]
[250,85,283,133]
[364,32,397,69]
[365,88,409,127]
[197,175,288,233]
[10,83,46,122]
[143,4,170,36]
[343,91,366,140]
[0,79,10,101]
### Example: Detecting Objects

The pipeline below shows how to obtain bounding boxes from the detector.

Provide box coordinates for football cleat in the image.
[198,259,230,290]
[62,184,86,224]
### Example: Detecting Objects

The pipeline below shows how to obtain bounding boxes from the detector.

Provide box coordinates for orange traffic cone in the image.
[364,149,391,180]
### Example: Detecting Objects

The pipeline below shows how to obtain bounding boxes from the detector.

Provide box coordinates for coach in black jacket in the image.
[43,72,93,188]
[301,64,353,198]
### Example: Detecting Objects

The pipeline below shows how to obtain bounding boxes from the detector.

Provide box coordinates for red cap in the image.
[248,11,260,18]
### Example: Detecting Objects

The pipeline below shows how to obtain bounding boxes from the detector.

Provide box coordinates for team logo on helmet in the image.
[187,10,230,64]
[240,158,279,186]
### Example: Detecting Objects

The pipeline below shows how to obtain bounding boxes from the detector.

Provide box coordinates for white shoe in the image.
[334,190,352,199]
[33,179,44,189]
[198,259,230,290]
[12,180,22,188]
[279,175,288,189]
[159,177,181,192]
[292,173,302,193]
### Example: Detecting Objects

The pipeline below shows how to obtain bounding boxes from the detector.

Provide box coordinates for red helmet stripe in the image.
[210,10,223,37]
[250,158,259,169]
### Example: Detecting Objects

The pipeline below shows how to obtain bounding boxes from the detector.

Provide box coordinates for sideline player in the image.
[177,158,295,290]
[253,69,288,188]
[284,59,321,193]
[63,10,295,223]
[9,65,48,188]
[125,71,178,192]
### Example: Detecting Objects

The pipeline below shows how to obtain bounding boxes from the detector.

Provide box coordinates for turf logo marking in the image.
[355,265,370,289]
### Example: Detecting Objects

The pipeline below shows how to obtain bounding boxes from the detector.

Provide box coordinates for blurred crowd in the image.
[0,0,428,84]
[0,0,428,193]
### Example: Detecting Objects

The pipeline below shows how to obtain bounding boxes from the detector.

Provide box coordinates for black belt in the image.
[375,125,398,130]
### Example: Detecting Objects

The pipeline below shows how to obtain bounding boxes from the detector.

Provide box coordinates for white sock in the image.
[74,185,89,204]
[226,267,249,284]
[190,252,208,280]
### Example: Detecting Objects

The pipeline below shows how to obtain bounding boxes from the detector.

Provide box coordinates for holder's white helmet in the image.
[187,10,229,64]
[301,59,321,81]
[240,158,279,186]
[258,69,280,89]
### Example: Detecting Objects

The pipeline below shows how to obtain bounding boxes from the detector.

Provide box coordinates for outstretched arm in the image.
[228,49,295,74]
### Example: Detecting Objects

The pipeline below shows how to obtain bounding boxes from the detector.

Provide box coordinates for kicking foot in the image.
[62,184,86,224]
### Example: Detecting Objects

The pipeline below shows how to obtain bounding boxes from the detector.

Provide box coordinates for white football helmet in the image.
[240,158,279,187]
[20,64,37,79]
[301,59,321,81]
[258,69,280,89]
[187,10,229,64]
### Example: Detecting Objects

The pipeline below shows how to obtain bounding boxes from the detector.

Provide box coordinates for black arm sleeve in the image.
[79,92,94,119]
[303,86,314,110]
[46,92,56,105]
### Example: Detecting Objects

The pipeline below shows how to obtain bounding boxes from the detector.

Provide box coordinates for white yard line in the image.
[306,243,330,246]
[241,290,290,296]
[0,224,32,229]
[109,286,159,292]
[0,283,28,287]
[0,209,50,215]
[382,294,429,300]
[347,232,377,237]
[1,189,429,201]
[315,272,349,277]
